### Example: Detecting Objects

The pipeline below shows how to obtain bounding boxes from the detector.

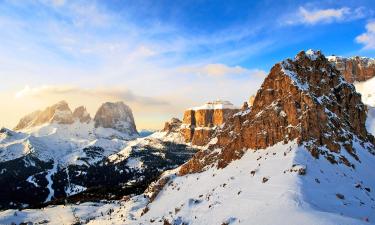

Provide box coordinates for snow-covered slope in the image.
[2,140,373,225]
[134,140,374,225]
[0,121,130,166]
[355,76,375,107]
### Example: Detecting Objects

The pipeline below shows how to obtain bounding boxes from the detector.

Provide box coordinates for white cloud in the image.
[299,7,350,24]
[15,85,168,106]
[179,64,266,77]
[285,6,368,25]
[356,21,375,50]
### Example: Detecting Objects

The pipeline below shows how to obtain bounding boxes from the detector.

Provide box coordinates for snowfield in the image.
[355,76,375,107]
[2,139,374,225]
[0,121,134,166]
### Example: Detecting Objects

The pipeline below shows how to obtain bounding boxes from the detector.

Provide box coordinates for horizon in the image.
[1,0,375,130]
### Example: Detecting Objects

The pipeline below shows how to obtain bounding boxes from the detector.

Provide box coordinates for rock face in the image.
[180,100,239,146]
[94,102,138,135]
[14,101,74,130]
[163,118,182,134]
[72,106,91,123]
[180,50,375,175]
[327,56,375,83]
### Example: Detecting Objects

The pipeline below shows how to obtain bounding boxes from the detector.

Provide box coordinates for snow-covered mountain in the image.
[0,101,197,210]
[1,50,375,225]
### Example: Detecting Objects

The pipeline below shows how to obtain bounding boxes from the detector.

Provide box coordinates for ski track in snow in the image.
[45,160,58,203]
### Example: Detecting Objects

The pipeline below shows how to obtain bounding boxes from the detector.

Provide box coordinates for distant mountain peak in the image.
[72,106,91,123]
[14,100,74,130]
[94,101,138,135]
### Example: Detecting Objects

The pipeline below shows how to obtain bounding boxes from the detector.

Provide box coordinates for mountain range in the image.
[0,50,374,225]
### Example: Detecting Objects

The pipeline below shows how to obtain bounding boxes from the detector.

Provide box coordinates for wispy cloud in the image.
[178,64,265,77]
[285,6,368,25]
[15,85,169,106]
[356,21,375,50]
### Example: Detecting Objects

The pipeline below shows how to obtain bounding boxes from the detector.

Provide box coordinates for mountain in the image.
[0,101,198,210]
[134,50,375,225]
[14,101,75,131]
[328,55,375,83]
[94,102,138,136]
[1,50,375,225]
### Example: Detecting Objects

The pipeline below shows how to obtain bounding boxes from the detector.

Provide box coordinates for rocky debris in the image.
[163,118,182,134]
[336,193,345,200]
[14,101,74,130]
[94,102,138,135]
[289,164,306,175]
[72,106,91,123]
[327,56,375,83]
[179,50,375,175]
[180,100,239,146]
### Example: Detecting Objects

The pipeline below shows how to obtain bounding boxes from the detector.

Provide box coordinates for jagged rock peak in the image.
[72,106,91,123]
[163,117,182,133]
[327,54,375,83]
[14,100,74,130]
[179,50,374,175]
[94,101,138,135]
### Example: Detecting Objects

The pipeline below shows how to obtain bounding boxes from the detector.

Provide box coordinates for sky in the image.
[0,0,375,130]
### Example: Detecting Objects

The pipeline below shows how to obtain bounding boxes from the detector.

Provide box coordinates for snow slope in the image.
[0,121,133,166]
[367,107,375,136]
[2,139,374,225]
[355,76,375,107]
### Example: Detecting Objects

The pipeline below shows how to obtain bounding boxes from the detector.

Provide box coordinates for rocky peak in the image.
[14,100,74,130]
[94,101,138,135]
[163,118,182,134]
[180,100,239,146]
[327,55,375,83]
[72,106,91,123]
[179,50,374,175]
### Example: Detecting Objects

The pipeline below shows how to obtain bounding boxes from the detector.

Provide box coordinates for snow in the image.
[126,158,144,170]
[65,184,87,196]
[45,160,58,203]
[355,76,375,107]
[26,175,39,187]
[190,100,239,110]
[0,121,131,165]
[281,60,309,91]
[135,140,375,225]
[367,107,375,135]
[305,49,319,60]
[1,136,374,224]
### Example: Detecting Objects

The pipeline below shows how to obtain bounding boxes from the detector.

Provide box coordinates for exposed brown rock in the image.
[94,101,138,135]
[14,101,74,130]
[179,50,375,175]
[180,101,239,146]
[328,56,375,83]
[162,118,182,134]
[72,106,91,123]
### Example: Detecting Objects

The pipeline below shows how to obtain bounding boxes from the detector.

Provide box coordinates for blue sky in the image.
[0,0,375,129]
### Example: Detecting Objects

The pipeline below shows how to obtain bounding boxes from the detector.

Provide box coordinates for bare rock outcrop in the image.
[163,118,182,134]
[94,102,138,136]
[179,50,375,175]
[180,100,239,146]
[328,56,375,83]
[73,106,91,123]
[14,101,74,130]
